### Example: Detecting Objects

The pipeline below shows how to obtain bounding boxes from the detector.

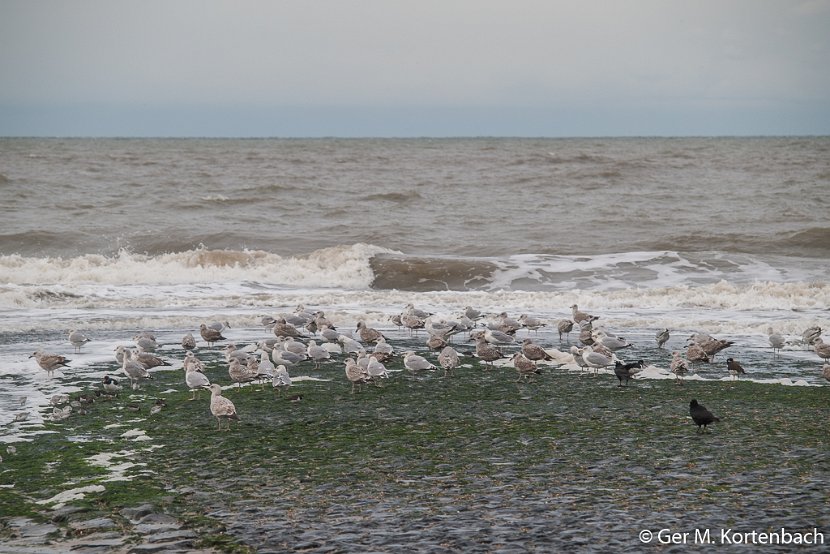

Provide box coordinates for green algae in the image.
[1,343,828,551]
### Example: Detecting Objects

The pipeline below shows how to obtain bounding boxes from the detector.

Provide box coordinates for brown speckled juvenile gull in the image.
[29,351,70,377]
[814,338,830,361]
[557,319,574,341]
[345,358,370,393]
[474,335,503,367]
[511,352,541,381]
[356,321,385,343]
[671,351,689,384]
[208,384,239,430]
[181,332,197,350]
[521,338,553,362]
[437,346,460,377]
[570,304,599,324]
[199,323,226,346]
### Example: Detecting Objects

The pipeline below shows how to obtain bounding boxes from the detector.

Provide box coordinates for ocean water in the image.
[1,136,829,439]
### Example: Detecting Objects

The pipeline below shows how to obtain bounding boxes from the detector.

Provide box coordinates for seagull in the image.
[338,335,365,355]
[345,358,370,393]
[273,318,303,338]
[425,333,448,351]
[404,303,432,319]
[482,328,515,345]
[802,326,822,348]
[518,314,546,334]
[272,365,292,397]
[366,356,389,384]
[556,319,575,341]
[437,346,460,377]
[689,399,719,433]
[582,346,612,374]
[356,321,385,344]
[670,351,689,385]
[767,327,785,356]
[686,342,710,364]
[183,350,205,373]
[726,357,747,380]
[593,330,632,352]
[403,351,437,372]
[185,363,211,401]
[68,330,91,353]
[578,321,595,346]
[463,306,482,320]
[133,334,158,352]
[520,338,553,362]
[613,360,643,387]
[372,337,395,360]
[813,338,830,362]
[208,321,231,333]
[29,351,70,377]
[492,312,522,334]
[208,384,239,431]
[569,346,589,372]
[473,336,503,367]
[227,358,256,391]
[306,340,331,369]
[181,333,197,350]
[131,350,171,370]
[199,323,226,346]
[570,304,599,324]
[655,328,670,349]
[121,349,153,390]
[511,352,541,382]
[400,312,425,335]
[280,336,307,356]
[822,364,830,383]
[689,333,733,360]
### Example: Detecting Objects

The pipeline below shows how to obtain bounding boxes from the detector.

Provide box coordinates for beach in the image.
[1,137,829,551]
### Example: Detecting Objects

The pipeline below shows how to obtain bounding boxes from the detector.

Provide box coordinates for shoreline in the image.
[2,330,828,552]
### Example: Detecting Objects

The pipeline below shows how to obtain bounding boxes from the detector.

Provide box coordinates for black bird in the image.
[613,360,644,387]
[689,399,720,433]
[726,358,747,380]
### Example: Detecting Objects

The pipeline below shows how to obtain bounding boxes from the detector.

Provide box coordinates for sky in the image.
[1,0,829,137]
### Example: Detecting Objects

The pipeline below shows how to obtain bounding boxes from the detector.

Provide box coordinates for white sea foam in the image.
[0,243,398,290]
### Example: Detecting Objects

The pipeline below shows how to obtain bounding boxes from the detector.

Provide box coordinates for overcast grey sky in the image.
[1,0,828,137]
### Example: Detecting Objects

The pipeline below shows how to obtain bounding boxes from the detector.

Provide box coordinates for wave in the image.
[778,227,830,255]
[2,247,827,295]
[0,243,396,290]
[644,228,830,258]
[369,250,828,292]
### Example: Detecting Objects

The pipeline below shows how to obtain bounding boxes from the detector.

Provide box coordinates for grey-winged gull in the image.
[68,330,91,353]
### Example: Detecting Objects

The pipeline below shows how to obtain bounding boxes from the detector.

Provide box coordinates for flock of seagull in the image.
[26,303,830,431]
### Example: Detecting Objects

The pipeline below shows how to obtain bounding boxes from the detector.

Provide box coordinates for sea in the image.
[1,136,829,440]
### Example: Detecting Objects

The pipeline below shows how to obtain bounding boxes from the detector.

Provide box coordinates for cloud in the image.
[1,0,828,135]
